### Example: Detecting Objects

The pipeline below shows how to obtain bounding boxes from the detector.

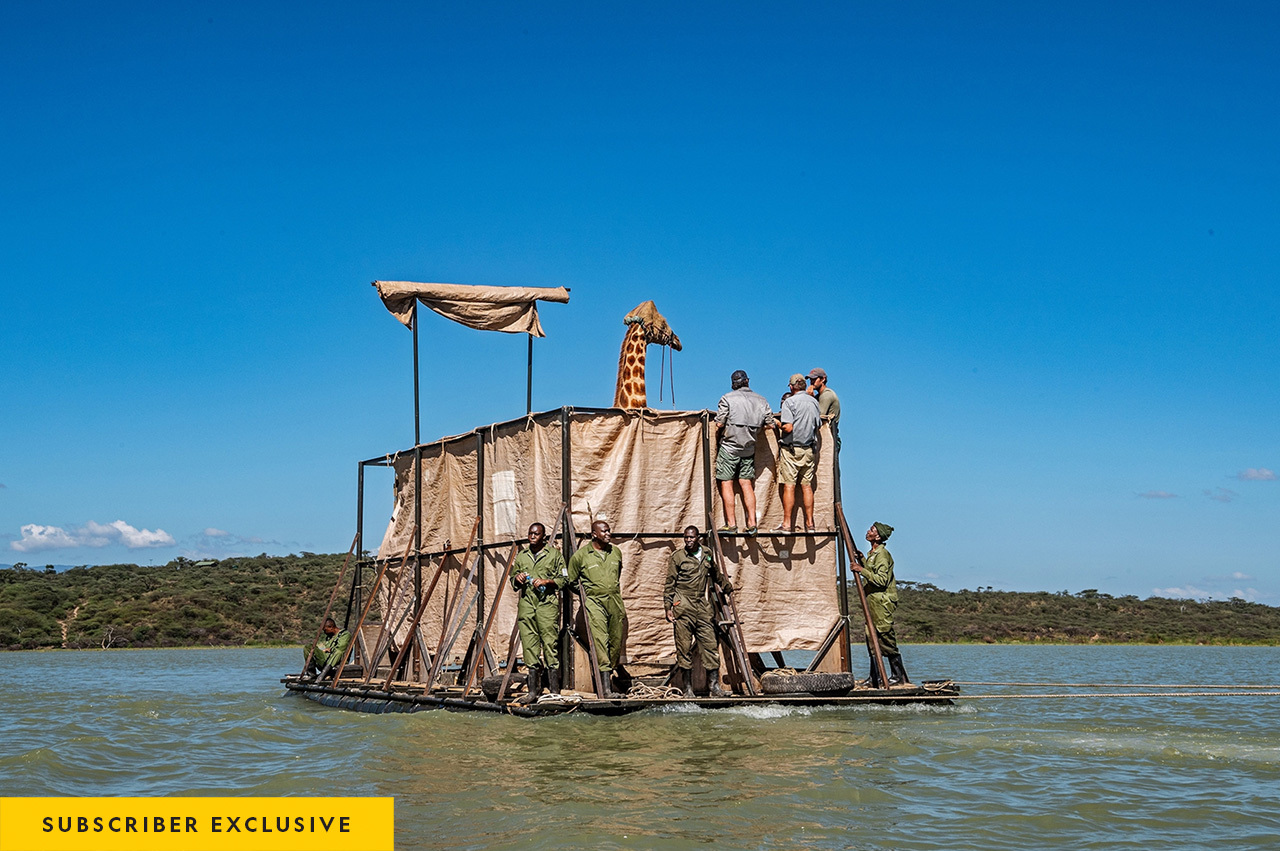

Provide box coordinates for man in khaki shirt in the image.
[807,367,841,451]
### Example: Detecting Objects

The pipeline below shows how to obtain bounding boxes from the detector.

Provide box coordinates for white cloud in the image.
[1153,585,1209,600]
[181,528,276,559]
[11,525,79,552]
[1232,571,1253,581]
[10,520,175,553]
[1138,490,1178,499]
[1204,487,1237,503]
[1153,584,1268,603]
[1236,467,1276,481]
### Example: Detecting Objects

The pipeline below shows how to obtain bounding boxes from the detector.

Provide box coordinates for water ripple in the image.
[2,646,1279,849]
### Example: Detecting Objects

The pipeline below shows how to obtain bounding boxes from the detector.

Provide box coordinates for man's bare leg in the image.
[741,479,758,528]
[778,483,795,531]
[800,483,815,530]
[718,479,738,528]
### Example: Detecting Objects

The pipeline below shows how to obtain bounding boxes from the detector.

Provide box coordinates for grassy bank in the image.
[3,555,1278,649]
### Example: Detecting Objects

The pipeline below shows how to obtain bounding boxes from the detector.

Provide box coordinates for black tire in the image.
[760,670,857,697]
[480,672,526,701]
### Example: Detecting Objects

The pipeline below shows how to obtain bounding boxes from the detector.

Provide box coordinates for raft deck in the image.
[282,675,960,717]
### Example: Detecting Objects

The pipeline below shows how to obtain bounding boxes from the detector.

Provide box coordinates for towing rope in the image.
[955,690,1280,700]
[954,681,1280,689]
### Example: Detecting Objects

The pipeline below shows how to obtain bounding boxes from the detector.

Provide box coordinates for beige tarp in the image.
[375,409,842,669]
[372,281,571,336]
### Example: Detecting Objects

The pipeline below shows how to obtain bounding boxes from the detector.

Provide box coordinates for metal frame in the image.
[345,405,854,694]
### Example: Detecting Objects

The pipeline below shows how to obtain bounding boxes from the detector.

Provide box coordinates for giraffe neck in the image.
[614,324,648,408]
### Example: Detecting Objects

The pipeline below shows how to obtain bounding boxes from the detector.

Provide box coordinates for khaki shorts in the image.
[715,447,756,481]
[777,444,815,485]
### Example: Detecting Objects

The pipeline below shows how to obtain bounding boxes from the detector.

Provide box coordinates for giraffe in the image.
[613,301,682,408]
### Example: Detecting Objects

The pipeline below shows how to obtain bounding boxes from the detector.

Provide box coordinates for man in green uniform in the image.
[853,521,911,688]
[509,521,568,704]
[302,617,351,680]
[664,525,731,698]
[566,520,627,697]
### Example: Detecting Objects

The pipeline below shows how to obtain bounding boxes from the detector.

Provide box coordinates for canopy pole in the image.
[526,334,533,414]
[412,302,421,446]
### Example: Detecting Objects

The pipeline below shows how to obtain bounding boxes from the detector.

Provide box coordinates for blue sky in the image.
[2,2,1276,601]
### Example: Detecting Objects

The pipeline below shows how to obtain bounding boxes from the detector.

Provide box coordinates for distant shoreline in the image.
[3,555,1278,650]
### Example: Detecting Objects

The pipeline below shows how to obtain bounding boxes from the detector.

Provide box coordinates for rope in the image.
[626,683,687,700]
[956,690,1280,700]
[954,681,1280,689]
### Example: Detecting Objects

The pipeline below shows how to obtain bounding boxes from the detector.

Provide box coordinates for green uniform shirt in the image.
[510,545,568,600]
[566,542,623,598]
[310,629,350,667]
[861,546,897,601]
[664,546,726,612]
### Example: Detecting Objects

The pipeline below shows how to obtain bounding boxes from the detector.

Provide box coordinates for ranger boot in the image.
[546,667,562,696]
[868,656,884,689]
[677,668,694,698]
[706,668,727,697]
[888,654,912,688]
[518,666,542,705]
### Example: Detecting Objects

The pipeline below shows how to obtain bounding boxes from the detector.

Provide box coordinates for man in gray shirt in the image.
[807,367,840,452]
[714,369,774,535]
[775,373,821,532]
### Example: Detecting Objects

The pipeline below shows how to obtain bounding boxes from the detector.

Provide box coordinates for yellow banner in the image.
[0,798,393,851]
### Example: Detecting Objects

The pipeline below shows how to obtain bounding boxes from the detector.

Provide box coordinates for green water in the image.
[2,646,1277,849]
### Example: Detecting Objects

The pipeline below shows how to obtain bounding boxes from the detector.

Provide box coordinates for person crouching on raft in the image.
[303,617,350,681]
[853,522,911,688]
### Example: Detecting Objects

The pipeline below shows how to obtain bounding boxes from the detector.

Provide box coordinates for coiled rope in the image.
[627,683,687,700]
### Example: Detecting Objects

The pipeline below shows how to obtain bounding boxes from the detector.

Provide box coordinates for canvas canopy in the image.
[371,408,844,677]
[372,281,571,337]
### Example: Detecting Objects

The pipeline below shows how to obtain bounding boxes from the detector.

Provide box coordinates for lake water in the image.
[2,645,1278,849]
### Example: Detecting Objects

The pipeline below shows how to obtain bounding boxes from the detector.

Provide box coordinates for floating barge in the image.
[284,283,959,715]
[284,678,960,717]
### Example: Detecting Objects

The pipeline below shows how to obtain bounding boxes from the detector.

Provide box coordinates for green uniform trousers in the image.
[867,592,899,655]
[517,596,560,669]
[672,599,720,671]
[582,592,625,671]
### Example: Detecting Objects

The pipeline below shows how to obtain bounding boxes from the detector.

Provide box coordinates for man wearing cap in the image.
[854,521,910,688]
[775,373,821,532]
[807,368,841,452]
[714,369,774,536]
[664,526,732,698]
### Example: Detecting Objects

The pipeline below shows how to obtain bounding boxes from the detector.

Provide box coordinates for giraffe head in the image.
[623,301,682,351]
